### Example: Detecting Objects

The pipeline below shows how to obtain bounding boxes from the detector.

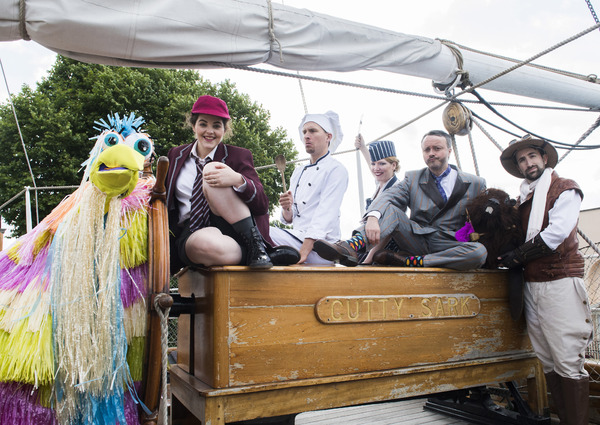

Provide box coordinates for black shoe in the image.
[268,245,300,266]
[372,249,408,266]
[232,217,273,269]
[313,240,358,267]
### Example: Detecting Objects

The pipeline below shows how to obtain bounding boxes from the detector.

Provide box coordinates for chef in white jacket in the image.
[270,111,349,264]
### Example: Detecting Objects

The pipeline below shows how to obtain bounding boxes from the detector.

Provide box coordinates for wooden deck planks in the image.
[295,398,471,425]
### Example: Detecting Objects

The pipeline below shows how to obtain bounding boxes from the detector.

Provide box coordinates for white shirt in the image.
[438,166,457,200]
[281,152,349,242]
[539,189,582,250]
[174,141,246,224]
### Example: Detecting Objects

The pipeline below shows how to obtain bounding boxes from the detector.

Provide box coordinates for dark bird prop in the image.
[456,188,525,320]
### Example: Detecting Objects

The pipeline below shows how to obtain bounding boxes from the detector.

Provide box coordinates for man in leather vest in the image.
[499,135,592,425]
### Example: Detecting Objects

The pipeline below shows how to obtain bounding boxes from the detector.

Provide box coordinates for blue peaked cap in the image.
[368,140,396,162]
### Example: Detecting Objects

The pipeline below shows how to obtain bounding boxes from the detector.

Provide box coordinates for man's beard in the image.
[525,166,543,181]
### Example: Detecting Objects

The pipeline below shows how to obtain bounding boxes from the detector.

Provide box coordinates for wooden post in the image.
[0,227,4,251]
[142,156,171,424]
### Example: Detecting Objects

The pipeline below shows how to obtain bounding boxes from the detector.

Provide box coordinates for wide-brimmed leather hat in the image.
[500,134,558,178]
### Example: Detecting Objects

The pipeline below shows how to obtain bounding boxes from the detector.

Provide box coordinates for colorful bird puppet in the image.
[0,113,156,424]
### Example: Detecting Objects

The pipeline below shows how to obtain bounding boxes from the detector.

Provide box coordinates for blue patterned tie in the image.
[189,158,211,231]
[432,167,451,203]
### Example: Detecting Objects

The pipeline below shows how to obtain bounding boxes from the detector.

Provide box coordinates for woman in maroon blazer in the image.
[166,95,296,271]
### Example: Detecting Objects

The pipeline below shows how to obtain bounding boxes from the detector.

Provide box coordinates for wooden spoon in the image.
[274,154,287,193]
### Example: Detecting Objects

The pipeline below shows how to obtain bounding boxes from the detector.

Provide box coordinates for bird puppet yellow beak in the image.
[89,143,145,199]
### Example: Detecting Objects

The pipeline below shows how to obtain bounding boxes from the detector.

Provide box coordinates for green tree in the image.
[0,56,297,236]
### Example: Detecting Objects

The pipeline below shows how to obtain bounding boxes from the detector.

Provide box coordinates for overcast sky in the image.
[1,0,600,243]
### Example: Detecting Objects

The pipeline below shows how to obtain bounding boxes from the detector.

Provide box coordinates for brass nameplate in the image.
[315,294,480,324]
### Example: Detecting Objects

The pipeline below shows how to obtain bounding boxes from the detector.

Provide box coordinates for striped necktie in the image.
[432,167,451,203]
[189,158,211,231]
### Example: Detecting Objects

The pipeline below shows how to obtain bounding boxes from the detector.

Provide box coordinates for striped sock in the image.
[345,233,366,252]
[406,256,424,267]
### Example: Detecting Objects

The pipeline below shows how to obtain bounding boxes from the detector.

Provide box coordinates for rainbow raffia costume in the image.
[0,113,155,424]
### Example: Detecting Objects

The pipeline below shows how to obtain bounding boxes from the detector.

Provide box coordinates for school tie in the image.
[432,167,451,203]
[189,157,211,232]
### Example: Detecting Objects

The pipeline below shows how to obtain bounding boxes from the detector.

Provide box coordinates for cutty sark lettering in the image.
[315,294,480,324]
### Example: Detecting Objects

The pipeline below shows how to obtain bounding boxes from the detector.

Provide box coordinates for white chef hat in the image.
[298,110,343,153]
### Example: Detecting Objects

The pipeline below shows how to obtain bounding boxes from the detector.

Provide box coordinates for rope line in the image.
[258,22,600,149]
[585,0,600,26]
[297,71,308,114]
[471,116,505,152]
[437,38,599,84]
[266,0,284,63]
[18,0,30,41]
[579,227,600,257]
[1,58,38,222]
[470,110,522,139]
[0,189,26,211]
[469,90,600,149]
[452,22,600,97]
[434,41,468,94]
[558,114,600,163]
[451,135,463,171]
[154,296,171,425]
[364,20,600,145]
[207,62,596,113]
[466,126,480,176]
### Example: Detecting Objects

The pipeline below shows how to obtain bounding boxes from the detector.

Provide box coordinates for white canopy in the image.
[2,0,600,108]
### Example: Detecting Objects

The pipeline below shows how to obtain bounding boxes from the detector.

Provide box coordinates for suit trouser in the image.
[524,277,592,378]
[360,203,487,270]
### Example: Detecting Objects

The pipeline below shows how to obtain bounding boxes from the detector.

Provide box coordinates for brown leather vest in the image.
[519,172,584,282]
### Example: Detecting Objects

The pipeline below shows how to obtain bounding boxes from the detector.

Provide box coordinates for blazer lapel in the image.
[420,170,446,209]
[433,172,470,220]
[213,143,228,163]
[383,175,398,192]
[166,143,194,210]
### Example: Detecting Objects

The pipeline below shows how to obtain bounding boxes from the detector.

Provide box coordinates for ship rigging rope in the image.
[154,295,171,425]
[578,227,600,257]
[368,17,600,148]
[266,0,284,63]
[450,136,463,171]
[1,58,39,222]
[437,39,599,84]
[213,61,596,113]
[585,0,600,26]
[448,22,600,101]
[469,90,600,149]
[471,116,505,152]
[558,114,600,163]
[253,20,600,170]
[466,126,480,176]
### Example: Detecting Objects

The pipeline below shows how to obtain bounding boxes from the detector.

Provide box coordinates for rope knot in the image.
[19,0,31,41]
[266,0,284,63]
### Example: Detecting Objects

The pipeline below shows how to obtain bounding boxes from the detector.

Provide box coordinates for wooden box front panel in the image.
[178,267,531,388]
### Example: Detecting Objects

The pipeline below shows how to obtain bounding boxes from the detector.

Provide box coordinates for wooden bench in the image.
[170,266,546,424]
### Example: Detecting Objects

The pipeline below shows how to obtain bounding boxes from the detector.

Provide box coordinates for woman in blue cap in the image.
[355,134,400,210]
[353,135,401,263]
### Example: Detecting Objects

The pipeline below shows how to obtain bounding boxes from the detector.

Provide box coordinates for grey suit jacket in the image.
[367,165,486,238]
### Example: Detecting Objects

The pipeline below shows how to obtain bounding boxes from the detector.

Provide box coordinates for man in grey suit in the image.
[314,130,488,270]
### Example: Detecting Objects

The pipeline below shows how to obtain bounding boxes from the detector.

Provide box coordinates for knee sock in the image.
[406,256,424,267]
[345,233,366,252]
